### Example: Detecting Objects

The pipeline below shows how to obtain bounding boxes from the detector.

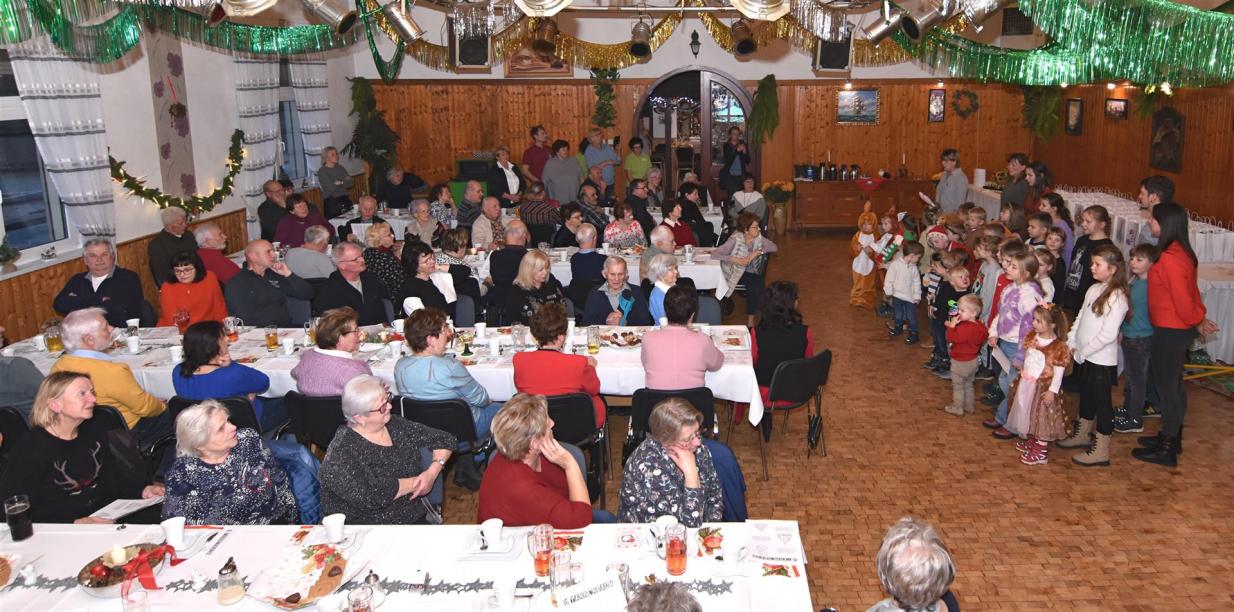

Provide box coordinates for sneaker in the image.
[905,333,919,345]
[888,327,903,337]
[980,391,1004,407]
[974,366,995,381]
[992,427,1016,439]
[1113,415,1144,433]
[1142,403,1161,419]
[981,418,1001,429]
[1020,446,1049,465]
[1113,406,1130,420]
[933,369,952,380]
[922,356,941,370]
[1015,438,1036,452]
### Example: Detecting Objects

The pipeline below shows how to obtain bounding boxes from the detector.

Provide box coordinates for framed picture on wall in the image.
[836,88,880,125]
[927,89,945,122]
[1064,98,1083,135]
[1104,98,1128,120]
[503,43,572,78]
[1149,107,1184,172]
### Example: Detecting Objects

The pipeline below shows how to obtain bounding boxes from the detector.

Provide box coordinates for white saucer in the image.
[465,531,516,554]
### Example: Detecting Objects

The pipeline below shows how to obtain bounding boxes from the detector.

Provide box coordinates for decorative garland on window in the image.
[110,129,244,215]
[951,89,979,119]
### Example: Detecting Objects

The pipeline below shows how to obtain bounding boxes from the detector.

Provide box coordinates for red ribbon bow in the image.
[120,544,183,599]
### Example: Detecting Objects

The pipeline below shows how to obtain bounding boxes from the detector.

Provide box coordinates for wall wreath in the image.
[952,89,980,119]
[111,129,244,215]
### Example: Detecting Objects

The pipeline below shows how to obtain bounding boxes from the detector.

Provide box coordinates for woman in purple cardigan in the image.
[274,194,333,248]
[640,286,724,390]
[291,307,372,397]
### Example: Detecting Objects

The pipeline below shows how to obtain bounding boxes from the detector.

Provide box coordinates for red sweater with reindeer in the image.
[0,418,144,523]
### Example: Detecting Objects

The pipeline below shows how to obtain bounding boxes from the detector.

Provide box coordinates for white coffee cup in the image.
[474,322,487,339]
[566,321,576,342]
[488,337,501,355]
[322,513,346,543]
[559,251,569,263]
[481,518,503,548]
[161,516,186,549]
[126,318,140,332]
[492,575,517,608]
[32,334,46,351]
[126,336,141,354]
[169,345,184,363]
[392,319,405,333]
[282,337,297,356]
[388,340,403,358]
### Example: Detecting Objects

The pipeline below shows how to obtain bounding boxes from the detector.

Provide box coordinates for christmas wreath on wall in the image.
[111,129,244,215]
[952,89,979,119]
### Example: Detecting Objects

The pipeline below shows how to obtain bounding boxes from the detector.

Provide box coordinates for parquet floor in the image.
[441,232,1234,611]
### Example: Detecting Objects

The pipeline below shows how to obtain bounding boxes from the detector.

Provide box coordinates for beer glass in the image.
[264,326,279,351]
[4,494,33,541]
[665,523,687,576]
[223,317,244,343]
[587,326,600,355]
[526,524,553,577]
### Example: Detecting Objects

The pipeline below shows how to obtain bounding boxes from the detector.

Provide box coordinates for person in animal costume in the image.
[871,206,906,317]
[850,202,881,308]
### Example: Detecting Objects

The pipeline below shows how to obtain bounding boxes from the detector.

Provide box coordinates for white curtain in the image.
[287,56,332,187]
[233,57,280,212]
[9,40,115,240]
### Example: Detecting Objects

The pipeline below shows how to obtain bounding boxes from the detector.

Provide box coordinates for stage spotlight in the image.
[732,19,757,56]
[901,2,947,42]
[382,1,424,42]
[861,7,904,46]
[302,0,357,35]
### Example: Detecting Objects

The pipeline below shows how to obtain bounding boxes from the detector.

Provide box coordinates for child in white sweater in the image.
[885,242,925,345]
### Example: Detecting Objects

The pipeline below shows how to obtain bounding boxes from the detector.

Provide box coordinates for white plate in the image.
[472,590,535,612]
[464,531,517,555]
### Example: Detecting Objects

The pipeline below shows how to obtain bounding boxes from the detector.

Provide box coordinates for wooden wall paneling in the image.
[0,209,249,341]
[1034,84,1234,224]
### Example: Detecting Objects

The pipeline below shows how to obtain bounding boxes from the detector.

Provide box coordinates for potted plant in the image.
[762,180,794,235]
[0,235,19,273]
[341,77,400,194]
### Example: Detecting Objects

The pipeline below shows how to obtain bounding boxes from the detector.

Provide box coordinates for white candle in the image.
[902,153,906,165]
[108,544,128,566]
[827,150,832,162]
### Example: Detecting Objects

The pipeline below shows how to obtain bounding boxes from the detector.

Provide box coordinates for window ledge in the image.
[0,246,83,282]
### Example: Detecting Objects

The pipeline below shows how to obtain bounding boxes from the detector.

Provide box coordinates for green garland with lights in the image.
[110,129,244,215]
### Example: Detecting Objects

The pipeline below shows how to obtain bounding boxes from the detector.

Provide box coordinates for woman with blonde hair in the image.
[0,372,164,524]
[503,249,565,324]
[362,221,405,300]
[162,400,298,525]
[618,398,723,526]
[477,393,614,528]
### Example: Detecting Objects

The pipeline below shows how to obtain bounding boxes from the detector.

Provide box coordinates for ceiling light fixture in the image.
[531,18,559,58]
[732,19,758,56]
[629,11,652,58]
[861,6,905,46]
[730,0,791,22]
[382,1,425,42]
[301,0,357,35]
[513,0,572,18]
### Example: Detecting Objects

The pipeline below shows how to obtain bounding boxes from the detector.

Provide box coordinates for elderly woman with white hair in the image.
[647,253,680,324]
[404,198,445,248]
[618,398,723,527]
[318,375,456,524]
[161,400,298,525]
[868,517,960,612]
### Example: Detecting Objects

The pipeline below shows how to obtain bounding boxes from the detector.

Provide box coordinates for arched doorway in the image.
[632,68,754,202]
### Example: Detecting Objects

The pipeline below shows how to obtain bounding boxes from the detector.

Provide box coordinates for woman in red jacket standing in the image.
[1131,203,1219,467]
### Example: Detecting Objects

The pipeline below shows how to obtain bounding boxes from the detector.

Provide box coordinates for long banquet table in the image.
[16,325,767,425]
[471,247,729,297]
[0,521,813,611]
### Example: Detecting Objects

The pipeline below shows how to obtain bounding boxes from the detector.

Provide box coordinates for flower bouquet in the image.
[762,180,794,204]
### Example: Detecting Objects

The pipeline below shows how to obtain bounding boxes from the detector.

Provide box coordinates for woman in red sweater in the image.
[512,302,605,427]
[476,394,613,528]
[158,252,227,328]
[659,200,697,248]
[1131,203,1219,467]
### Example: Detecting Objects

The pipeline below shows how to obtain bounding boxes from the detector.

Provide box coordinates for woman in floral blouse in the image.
[618,398,723,527]
[428,183,457,228]
[604,201,647,249]
[162,400,298,525]
[362,222,405,300]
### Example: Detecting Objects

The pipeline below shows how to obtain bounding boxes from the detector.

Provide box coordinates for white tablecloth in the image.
[1198,263,1234,364]
[965,185,1002,219]
[0,522,813,611]
[329,214,412,239]
[18,325,766,426]
[472,248,728,298]
[1056,190,1234,264]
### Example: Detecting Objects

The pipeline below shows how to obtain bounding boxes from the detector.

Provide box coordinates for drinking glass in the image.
[511,325,528,351]
[586,326,600,355]
[303,320,317,346]
[122,588,149,612]
[264,326,279,351]
[223,317,243,343]
[44,325,63,353]
[172,310,191,334]
[347,586,374,612]
[457,330,475,356]
[526,524,553,577]
[4,494,33,541]
[550,551,574,601]
[665,523,687,576]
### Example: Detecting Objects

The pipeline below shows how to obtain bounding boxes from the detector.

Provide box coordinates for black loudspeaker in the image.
[813,36,852,74]
[449,18,491,72]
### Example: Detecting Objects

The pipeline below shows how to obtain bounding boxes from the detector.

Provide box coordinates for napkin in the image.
[403,297,425,315]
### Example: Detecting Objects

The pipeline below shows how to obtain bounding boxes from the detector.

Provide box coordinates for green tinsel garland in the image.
[357,0,404,83]
[111,129,244,215]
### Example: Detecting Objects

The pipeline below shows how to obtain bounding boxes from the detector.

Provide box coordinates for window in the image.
[0,50,69,253]
[278,99,307,183]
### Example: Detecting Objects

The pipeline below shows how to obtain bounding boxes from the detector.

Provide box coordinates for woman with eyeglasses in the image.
[290,307,373,397]
[319,375,456,524]
[617,398,723,527]
[157,251,227,328]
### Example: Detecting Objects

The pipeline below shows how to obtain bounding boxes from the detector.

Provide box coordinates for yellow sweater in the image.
[51,354,166,429]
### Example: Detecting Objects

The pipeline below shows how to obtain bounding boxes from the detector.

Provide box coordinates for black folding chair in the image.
[628,387,716,466]
[397,397,493,458]
[546,393,608,509]
[90,405,169,481]
[283,392,346,453]
[0,406,29,474]
[454,294,478,327]
[752,349,833,481]
[168,395,264,434]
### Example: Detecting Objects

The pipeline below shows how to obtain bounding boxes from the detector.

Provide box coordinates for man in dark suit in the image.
[257,179,290,242]
[53,239,144,327]
[147,206,199,286]
[581,256,652,326]
[484,220,529,323]
[625,178,656,237]
[312,241,389,326]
